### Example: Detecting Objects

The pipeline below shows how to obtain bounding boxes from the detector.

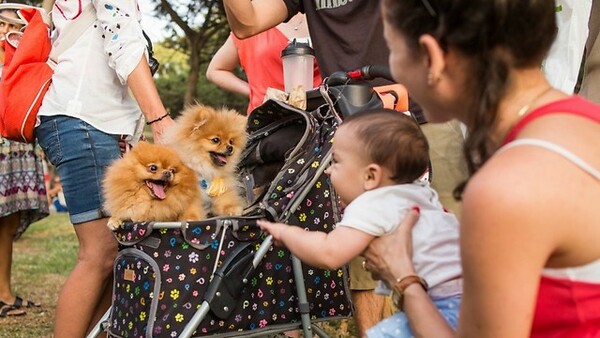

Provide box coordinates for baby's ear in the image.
[363,164,382,191]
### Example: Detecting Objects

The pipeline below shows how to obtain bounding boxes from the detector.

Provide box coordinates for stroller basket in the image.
[108,222,350,337]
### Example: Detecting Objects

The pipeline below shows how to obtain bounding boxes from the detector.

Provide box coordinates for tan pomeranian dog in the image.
[165,104,248,217]
[103,142,206,230]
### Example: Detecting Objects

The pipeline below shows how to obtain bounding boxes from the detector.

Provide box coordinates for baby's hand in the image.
[257,220,287,246]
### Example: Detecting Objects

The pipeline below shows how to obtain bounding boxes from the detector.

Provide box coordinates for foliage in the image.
[152,41,248,116]
[148,0,233,105]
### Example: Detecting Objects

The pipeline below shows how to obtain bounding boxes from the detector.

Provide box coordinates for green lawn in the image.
[1,212,75,338]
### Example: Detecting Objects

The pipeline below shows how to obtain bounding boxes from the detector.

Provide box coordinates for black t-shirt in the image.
[282,0,388,80]
[282,0,425,122]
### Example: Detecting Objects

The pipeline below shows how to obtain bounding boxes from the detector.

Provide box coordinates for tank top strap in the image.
[499,138,600,181]
[504,96,600,144]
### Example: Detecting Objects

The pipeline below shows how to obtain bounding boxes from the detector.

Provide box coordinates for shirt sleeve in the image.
[94,0,147,85]
[337,189,410,237]
[281,0,303,20]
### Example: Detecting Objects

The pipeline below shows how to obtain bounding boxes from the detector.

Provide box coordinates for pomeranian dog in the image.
[166,103,248,216]
[103,141,206,230]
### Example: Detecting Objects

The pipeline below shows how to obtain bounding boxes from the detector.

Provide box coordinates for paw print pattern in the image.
[109,102,349,336]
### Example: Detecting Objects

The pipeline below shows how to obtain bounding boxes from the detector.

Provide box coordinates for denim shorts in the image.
[36,115,121,224]
[366,294,461,338]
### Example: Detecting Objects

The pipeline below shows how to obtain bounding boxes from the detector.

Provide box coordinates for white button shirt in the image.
[39,0,148,137]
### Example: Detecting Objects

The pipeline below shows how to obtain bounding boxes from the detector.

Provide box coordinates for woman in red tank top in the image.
[206,13,321,115]
[360,1,600,337]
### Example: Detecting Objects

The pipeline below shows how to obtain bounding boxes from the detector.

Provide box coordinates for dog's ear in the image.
[192,118,208,131]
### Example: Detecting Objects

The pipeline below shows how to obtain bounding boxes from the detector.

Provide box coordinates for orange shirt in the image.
[232,30,322,114]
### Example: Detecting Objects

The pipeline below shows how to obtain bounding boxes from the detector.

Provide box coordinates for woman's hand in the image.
[150,117,176,144]
[363,207,420,286]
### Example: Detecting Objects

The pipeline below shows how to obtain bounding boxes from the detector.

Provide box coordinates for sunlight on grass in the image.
[2,213,76,338]
[14,213,77,275]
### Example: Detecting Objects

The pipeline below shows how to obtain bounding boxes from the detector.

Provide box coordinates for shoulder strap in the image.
[504,96,600,144]
[48,3,96,64]
[499,138,600,181]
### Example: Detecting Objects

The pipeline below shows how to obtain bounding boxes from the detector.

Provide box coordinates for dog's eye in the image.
[169,168,176,174]
[211,137,220,144]
[148,164,158,172]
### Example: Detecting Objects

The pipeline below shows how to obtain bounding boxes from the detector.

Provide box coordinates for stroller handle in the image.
[325,64,394,86]
[347,65,394,82]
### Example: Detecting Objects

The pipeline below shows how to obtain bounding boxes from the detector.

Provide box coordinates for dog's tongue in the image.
[216,154,228,165]
[147,181,166,200]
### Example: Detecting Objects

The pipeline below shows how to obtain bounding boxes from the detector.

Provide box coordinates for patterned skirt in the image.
[0,139,50,239]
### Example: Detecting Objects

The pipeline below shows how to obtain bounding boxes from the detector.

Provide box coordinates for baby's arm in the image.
[258,220,374,270]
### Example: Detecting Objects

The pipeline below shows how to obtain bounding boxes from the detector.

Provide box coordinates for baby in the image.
[259,109,462,337]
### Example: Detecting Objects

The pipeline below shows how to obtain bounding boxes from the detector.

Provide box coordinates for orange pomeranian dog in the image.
[166,104,248,217]
[103,142,206,230]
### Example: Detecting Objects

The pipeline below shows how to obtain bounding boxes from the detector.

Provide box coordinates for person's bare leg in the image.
[351,290,385,337]
[86,278,113,338]
[53,218,117,338]
[284,330,299,337]
[0,213,20,304]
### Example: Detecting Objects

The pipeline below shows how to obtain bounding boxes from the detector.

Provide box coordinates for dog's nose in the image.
[226,145,234,154]
[162,171,173,180]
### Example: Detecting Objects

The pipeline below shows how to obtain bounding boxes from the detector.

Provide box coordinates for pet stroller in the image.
[89,65,408,338]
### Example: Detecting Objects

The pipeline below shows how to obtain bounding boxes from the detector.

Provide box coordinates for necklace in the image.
[516,86,554,117]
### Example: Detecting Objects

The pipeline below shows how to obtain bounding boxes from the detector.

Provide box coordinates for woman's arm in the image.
[206,36,251,97]
[127,56,174,144]
[94,0,174,144]
[363,208,455,338]
[457,156,555,338]
[222,0,288,38]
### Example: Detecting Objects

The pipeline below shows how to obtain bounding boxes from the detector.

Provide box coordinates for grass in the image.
[1,213,355,337]
[1,212,75,338]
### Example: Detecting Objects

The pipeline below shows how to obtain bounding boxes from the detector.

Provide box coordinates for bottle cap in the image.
[281,39,315,58]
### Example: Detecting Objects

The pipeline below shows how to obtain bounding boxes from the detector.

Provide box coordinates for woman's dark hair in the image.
[382,0,557,198]
[342,109,430,184]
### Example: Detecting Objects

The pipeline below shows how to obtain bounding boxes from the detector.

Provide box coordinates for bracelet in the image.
[391,274,428,311]
[146,112,170,125]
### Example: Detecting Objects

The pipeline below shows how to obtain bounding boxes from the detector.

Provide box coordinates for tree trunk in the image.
[184,38,201,105]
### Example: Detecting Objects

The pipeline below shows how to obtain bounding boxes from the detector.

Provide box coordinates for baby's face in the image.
[325,126,370,206]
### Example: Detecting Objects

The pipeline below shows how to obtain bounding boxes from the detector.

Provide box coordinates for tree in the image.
[152,0,232,105]
[151,37,248,116]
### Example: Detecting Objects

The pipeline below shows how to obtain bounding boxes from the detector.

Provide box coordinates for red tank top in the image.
[504,95,600,144]
[232,30,322,115]
[503,96,600,337]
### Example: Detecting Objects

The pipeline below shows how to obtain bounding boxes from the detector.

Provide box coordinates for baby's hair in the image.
[342,109,429,184]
